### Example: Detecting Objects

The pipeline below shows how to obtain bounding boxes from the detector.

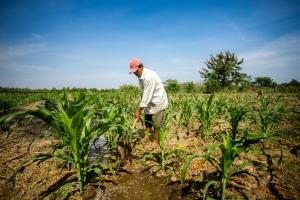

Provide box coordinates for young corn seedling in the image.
[142,110,177,172]
[181,102,273,199]
[227,102,249,140]
[158,111,176,171]
[179,99,194,130]
[181,131,272,200]
[106,106,138,161]
[258,95,285,135]
[97,104,121,150]
[195,94,219,140]
[169,143,187,177]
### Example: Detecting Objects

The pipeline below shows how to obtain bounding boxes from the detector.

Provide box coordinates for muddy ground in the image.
[0,99,299,200]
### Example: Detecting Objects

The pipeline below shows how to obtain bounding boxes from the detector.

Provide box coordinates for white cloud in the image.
[0,42,49,59]
[11,63,54,72]
[240,32,300,82]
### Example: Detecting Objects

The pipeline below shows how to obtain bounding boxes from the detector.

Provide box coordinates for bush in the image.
[165,79,180,93]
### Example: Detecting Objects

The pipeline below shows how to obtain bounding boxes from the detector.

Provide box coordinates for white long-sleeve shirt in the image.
[139,68,168,114]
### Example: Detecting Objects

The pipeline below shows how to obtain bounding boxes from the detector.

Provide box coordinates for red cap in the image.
[129,58,142,73]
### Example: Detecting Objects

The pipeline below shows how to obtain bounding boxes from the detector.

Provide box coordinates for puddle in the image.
[94,170,192,200]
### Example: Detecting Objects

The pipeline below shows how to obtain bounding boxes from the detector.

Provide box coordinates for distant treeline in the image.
[0,87,118,93]
[0,78,299,94]
[163,78,300,93]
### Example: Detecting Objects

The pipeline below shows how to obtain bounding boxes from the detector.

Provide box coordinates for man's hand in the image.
[135,108,143,119]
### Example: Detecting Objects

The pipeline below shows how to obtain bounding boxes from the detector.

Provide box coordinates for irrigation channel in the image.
[89,136,190,200]
[94,169,186,200]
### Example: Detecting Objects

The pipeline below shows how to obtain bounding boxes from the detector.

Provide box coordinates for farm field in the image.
[0,90,299,200]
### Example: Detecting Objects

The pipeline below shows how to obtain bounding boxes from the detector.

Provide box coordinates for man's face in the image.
[133,65,142,78]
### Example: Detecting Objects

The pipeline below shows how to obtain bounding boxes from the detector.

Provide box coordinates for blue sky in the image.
[0,0,299,89]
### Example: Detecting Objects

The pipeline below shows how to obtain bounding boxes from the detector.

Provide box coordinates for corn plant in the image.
[179,99,193,129]
[0,92,108,193]
[101,105,138,160]
[158,111,176,170]
[142,110,176,172]
[171,143,186,171]
[227,102,249,140]
[0,97,17,113]
[258,95,285,135]
[181,102,273,199]
[181,130,272,200]
[215,95,228,118]
[92,93,140,161]
[195,94,219,139]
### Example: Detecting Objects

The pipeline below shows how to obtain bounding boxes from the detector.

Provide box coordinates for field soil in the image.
[0,97,300,200]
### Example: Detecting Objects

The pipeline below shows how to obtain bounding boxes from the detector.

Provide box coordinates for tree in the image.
[288,79,300,87]
[200,51,249,92]
[164,79,180,93]
[254,77,275,87]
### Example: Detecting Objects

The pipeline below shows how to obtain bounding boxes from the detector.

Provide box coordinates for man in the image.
[129,58,168,144]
